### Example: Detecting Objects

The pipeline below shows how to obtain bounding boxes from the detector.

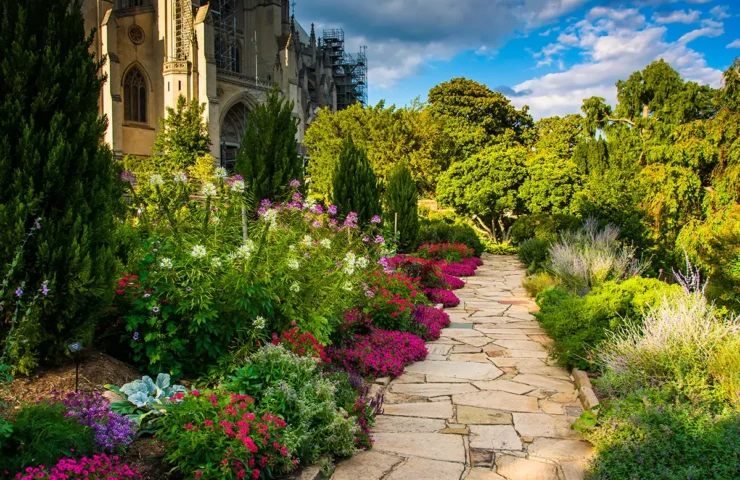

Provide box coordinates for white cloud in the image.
[728,39,740,48]
[710,5,731,20]
[506,7,724,118]
[652,9,701,24]
[677,20,724,44]
[540,29,552,36]
[298,0,591,90]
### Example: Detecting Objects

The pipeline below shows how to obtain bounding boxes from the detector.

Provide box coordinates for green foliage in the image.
[106,373,187,431]
[522,272,558,298]
[585,388,740,480]
[534,115,583,160]
[226,345,362,464]
[331,137,381,225]
[304,101,455,197]
[417,211,485,255]
[572,138,609,176]
[535,278,678,370]
[437,142,527,233]
[484,242,517,255]
[709,334,740,408]
[428,77,534,154]
[517,238,551,274]
[385,164,419,253]
[520,153,581,214]
[0,0,117,371]
[235,86,301,201]
[0,402,95,473]
[509,213,581,244]
[151,95,210,171]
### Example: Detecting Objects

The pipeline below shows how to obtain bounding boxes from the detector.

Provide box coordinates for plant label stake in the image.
[68,342,83,392]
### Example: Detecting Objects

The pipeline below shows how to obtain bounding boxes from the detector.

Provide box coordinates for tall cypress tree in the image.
[385,163,419,252]
[235,85,302,201]
[0,0,116,372]
[331,137,381,225]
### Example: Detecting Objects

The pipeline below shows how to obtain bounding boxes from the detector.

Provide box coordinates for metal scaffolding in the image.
[213,0,238,72]
[322,29,368,110]
[174,0,194,61]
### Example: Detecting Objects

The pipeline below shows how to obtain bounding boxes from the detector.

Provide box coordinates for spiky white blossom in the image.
[159,257,174,269]
[235,240,255,260]
[201,183,217,197]
[342,281,353,292]
[211,257,222,268]
[253,316,267,330]
[214,167,228,179]
[343,251,357,275]
[149,174,164,186]
[357,256,369,269]
[173,171,188,183]
[230,180,245,193]
[261,208,279,230]
[301,234,313,247]
[320,238,331,249]
[190,245,207,259]
[287,258,300,270]
[290,282,301,293]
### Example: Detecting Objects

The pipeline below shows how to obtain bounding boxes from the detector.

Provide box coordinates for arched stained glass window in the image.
[124,67,147,123]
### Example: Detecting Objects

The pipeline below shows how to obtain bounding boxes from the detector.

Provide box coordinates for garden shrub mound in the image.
[414,305,451,341]
[418,214,485,256]
[535,277,680,370]
[15,454,141,480]
[424,288,460,308]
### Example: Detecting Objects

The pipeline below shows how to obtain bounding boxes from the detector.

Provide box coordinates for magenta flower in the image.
[328,205,338,216]
[370,215,381,224]
[120,170,136,183]
[290,179,301,188]
[374,235,386,245]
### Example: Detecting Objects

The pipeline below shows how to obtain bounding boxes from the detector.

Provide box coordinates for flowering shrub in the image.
[416,242,474,262]
[440,261,476,277]
[443,274,465,290]
[366,270,424,303]
[271,326,330,363]
[159,390,295,480]
[414,305,451,341]
[424,288,460,308]
[328,329,427,377]
[387,256,448,289]
[226,345,364,464]
[14,454,140,480]
[53,391,136,452]
[364,287,416,332]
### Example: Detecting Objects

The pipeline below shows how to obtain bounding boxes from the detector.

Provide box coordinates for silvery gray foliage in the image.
[548,217,650,295]
[119,373,187,408]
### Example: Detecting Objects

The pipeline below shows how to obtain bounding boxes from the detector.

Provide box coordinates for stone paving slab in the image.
[331,255,592,480]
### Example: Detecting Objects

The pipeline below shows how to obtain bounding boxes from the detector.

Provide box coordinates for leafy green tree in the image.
[385,164,419,252]
[152,95,210,171]
[573,138,609,176]
[534,115,583,160]
[0,0,117,372]
[304,100,453,196]
[437,142,528,240]
[428,77,534,155]
[331,137,381,225]
[235,86,301,201]
[520,153,581,215]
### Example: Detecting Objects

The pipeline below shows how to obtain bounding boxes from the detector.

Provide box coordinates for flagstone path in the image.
[331,254,593,480]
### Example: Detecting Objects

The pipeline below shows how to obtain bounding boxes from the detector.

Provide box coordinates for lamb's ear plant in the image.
[106,373,187,432]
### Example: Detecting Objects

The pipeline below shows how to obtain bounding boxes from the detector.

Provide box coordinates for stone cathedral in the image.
[81,0,367,167]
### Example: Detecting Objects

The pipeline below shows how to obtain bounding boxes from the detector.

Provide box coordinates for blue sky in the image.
[296,0,740,118]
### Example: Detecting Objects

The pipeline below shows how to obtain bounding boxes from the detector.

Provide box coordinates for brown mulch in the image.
[0,350,140,419]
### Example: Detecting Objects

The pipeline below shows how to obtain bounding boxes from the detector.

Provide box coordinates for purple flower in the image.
[343,212,358,229]
[365,290,374,298]
[152,306,160,313]
[329,218,339,227]
[186,287,192,292]
[362,236,370,243]
[53,391,136,451]
[41,281,49,296]
[292,192,303,203]
[120,170,136,183]
[144,293,150,298]
[311,204,324,215]
[374,235,386,245]
[371,215,382,224]
[311,220,323,229]
[33,218,42,230]
[14,288,22,297]
[133,332,139,341]
[328,205,338,216]
[290,179,301,189]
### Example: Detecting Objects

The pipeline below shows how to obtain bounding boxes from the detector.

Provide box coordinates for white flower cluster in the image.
[303,197,317,210]
[301,234,313,248]
[233,240,255,260]
[211,257,222,268]
[253,316,267,330]
[159,257,173,269]
[342,281,353,292]
[290,282,301,293]
[214,167,228,179]
[343,251,358,275]
[320,238,331,249]
[173,171,188,183]
[261,209,279,230]
[230,180,245,193]
[201,182,217,197]
[357,256,369,269]
[190,244,207,259]
[287,258,300,270]
[149,174,164,186]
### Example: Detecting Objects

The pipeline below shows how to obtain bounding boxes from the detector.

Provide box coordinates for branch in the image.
[606,116,636,127]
